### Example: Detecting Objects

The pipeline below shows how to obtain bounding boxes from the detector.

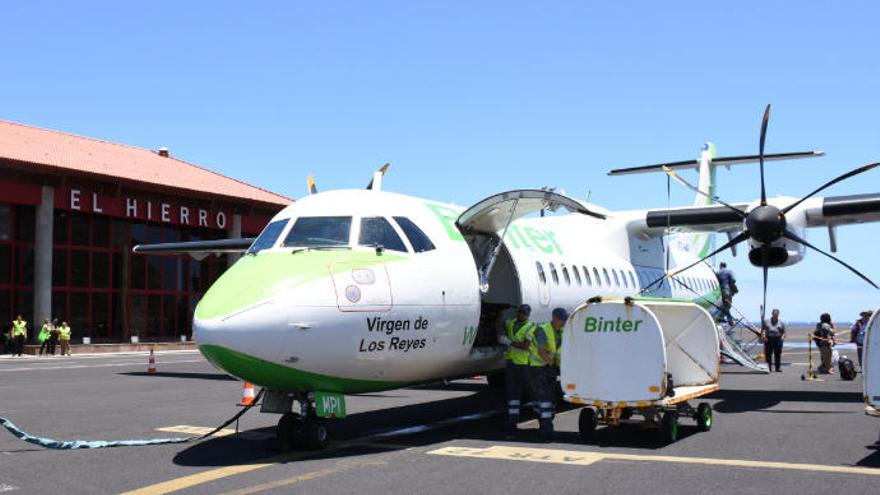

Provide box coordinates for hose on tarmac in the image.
[0,388,264,450]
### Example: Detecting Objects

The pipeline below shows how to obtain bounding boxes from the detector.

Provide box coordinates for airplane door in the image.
[329,261,393,312]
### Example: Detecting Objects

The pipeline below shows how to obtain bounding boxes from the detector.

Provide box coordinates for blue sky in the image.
[2,2,878,322]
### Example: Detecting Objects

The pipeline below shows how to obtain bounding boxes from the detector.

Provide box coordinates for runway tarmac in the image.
[1,350,878,494]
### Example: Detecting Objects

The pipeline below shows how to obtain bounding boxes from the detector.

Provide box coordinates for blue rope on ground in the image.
[0,416,191,449]
[1,388,264,450]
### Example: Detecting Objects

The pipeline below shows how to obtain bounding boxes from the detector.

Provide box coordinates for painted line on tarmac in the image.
[0,359,204,373]
[0,483,19,493]
[155,425,274,441]
[120,409,503,495]
[214,458,391,495]
[427,445,880,476]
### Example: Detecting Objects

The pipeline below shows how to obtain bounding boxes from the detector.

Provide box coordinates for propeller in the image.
[648,104,879,326]
[366,163,390,190]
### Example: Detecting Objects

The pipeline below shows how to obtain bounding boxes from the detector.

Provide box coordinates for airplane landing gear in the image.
[273,396,330,452]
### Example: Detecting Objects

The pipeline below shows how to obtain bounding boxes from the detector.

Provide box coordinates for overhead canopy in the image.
[456,189,605,235]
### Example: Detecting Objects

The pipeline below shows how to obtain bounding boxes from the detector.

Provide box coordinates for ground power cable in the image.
[0,388,264,450]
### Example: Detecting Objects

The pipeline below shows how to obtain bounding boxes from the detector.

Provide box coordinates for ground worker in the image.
[46,318,60,356]
[761,308,785,372]
[38,319,52,356]
[10,314,27,357]
[715,262,737,327]
[813,313,836,374]
[525,307,566,442]
[548,308,566,404]
[501,304,535,432]
[58,321,72,356]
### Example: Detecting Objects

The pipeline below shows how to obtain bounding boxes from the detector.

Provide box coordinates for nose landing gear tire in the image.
[276,412,301,452]
[303,420,329,451]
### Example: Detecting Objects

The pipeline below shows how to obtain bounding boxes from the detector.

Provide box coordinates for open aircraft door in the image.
[456,189,606,295]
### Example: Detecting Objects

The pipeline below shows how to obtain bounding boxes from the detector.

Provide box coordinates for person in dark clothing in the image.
[813,313,836,374]
[46,318,60,356]
[715,262,737,327]
[762,308,786,372]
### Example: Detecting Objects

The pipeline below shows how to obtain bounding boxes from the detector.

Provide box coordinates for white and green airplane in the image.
[134,109,880,449]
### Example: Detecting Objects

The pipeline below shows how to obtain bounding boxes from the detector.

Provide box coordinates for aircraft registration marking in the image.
[427,445,880,476]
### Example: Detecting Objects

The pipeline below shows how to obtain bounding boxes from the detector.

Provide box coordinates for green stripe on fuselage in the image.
[199,344,408,394]
[195,250,406,320]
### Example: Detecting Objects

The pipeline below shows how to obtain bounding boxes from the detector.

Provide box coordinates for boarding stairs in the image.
[717,319,769,373]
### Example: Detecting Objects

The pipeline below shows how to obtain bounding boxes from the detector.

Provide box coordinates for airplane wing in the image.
[133,237,256,254]
[633,192,880,235]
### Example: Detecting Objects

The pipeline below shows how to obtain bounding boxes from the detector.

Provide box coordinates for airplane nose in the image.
[193,298,289,364]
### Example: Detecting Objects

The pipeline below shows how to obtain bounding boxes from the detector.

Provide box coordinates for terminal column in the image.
[34,185,54,326]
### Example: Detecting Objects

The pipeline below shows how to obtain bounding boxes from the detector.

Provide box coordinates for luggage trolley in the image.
[561,297,721,443]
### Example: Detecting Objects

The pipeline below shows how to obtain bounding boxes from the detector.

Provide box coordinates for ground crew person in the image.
[502,304,535,432]
[10,314,27,357]
[58,321,72,356]
[46,318,60,356]
[525,307,567,442]
[761,308,785,372]
[38,319,52,356]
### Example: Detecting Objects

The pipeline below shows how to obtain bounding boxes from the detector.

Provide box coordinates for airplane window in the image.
[602,268,611,287]
[583,266,592,286]
[536,262,547,284]
[620,269,629,288]
[283,216,352,248]
[247,219,288,254]
[562,265,571,286]
[573,265,582,286]
[359,217,408,252]
[550,262,560,285]
[629,271,637,289]
[593,267,602,287]
[393,217,436,253]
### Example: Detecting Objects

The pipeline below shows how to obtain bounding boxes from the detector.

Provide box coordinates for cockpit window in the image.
[359,217,407,252]
[283,216,352,248]
[247,219,289,254]
[393,217,435,253]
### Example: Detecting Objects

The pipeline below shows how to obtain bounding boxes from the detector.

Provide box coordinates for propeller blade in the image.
[760,244,770,326]
[643,230,750,292]
[366,162,391,190]
[782,230,879,289]
[661,166,747,218]
[782,162,880,214]
[307,175,318,195]
[759,104,771,206]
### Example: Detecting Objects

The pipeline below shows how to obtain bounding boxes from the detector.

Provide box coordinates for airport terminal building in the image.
[0,120,290,343]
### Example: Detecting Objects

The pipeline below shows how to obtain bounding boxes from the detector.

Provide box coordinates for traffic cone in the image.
[147,348,157,374]
[240,382,256,406]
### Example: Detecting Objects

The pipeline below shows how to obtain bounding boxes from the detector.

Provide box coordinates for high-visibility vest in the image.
[59,325,71,341]
[12,320,27,337]
[527,322,558,367]
[38,324,51,343]
[504,319,534,366]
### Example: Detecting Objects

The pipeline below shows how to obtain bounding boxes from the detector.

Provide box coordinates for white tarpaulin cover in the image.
[864,308,880,411]
[562,299,720,404]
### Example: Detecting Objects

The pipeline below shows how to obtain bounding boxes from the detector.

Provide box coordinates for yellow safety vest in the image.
[504,319,534,366]
[38,324,51,343]
[527,322,558,367]
[59,325,71,341]
[12,320,27,337]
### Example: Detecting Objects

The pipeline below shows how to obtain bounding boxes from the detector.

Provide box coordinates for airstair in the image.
[717,320,769,373]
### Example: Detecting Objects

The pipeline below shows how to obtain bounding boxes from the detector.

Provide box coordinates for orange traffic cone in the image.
[147,348,157,374]
[240,382,256,406]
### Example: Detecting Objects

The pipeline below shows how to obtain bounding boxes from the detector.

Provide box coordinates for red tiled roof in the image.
[0,119,291,207]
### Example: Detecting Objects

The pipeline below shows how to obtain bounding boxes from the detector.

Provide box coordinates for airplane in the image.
[134,106,880,450]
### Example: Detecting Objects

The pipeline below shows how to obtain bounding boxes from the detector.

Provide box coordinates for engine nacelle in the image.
[746,228,806,267]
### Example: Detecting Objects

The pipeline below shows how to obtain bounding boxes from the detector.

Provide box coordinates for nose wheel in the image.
[275,400,330,452]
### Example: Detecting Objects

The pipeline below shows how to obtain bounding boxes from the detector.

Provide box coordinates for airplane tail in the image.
[671,142,717,263]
